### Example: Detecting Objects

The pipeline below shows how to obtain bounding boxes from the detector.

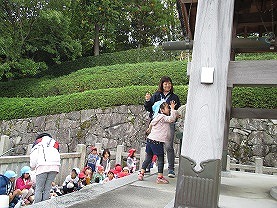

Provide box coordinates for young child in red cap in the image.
[86,146,100,173]
[127,148,137,173]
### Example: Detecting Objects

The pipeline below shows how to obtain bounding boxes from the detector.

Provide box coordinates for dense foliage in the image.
[0,84,276,121]
[0,86,188,120]
[0,39,276,121]
[0,0,181,80]
[0,61,188,98]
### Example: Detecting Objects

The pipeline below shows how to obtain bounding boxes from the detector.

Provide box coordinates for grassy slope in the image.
[0,51,276,121]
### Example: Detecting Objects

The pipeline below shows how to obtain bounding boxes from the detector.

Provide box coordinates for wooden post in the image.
[255,157,263,174]
[139,147,146,169]
[175,1,235,207]
[222,87,232,171]
[0,135,10,156]
[116,145,124,165]
[226,155,231,171]
[95,143,102,153]
[26,144,33,155]
[76,144,86,168]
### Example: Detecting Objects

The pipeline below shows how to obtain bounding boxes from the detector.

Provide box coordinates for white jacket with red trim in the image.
[30,136,60,169]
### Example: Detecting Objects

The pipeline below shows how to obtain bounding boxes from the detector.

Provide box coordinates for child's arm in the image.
[146,124,152,135]
[164,101,178,123]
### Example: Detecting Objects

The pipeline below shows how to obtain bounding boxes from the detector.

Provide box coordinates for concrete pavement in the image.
[28,166,277,208]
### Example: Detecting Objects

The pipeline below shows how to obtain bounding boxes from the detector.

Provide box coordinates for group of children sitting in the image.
[0,146,138,207]
[61,146,138,194]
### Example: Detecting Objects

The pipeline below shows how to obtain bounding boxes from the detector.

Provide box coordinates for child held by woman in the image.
[138,100,177,184]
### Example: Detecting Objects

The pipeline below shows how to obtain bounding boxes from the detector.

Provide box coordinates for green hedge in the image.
[236,52,277,60]
[232,87,277,109]
[0,86,189,120]
[42,46,181,77]
[0,61,188,98]
[0,86,276,121]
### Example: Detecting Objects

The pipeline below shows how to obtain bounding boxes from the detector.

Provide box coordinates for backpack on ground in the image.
[0,174,10,195]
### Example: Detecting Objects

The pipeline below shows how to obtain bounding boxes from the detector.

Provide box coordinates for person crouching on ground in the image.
[138,101,177,184]
[15,166,34,205]
[93,166,106,184]
[3,170,22,208]
[62,168,80,194]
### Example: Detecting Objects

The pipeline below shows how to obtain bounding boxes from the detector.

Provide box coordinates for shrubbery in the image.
[42,46,181,77]
[0,47,276,121]
[0,61,188,98]
[0,85,276,121]
[0,86,188,120]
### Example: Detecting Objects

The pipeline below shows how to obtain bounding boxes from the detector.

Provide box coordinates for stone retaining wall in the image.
[0,105,276,167]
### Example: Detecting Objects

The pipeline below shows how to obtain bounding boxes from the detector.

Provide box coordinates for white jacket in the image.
[30,136,61,169]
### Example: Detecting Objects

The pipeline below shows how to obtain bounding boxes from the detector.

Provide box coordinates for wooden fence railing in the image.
[226,155,277,175]
[0,140,146,185]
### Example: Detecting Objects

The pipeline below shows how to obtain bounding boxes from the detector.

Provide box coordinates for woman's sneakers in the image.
[138,172,144,181]
[168,170,175,178]
[156,176,169,184]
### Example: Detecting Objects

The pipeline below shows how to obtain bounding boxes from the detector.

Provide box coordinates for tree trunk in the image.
[94,23,100,56]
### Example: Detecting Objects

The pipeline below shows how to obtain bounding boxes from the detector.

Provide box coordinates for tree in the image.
[162,0,184,41]
[0,0,48,80]
[29,9,82,64]
[127,0,170,48]
[0,0,82,80]
[75,0,124,56]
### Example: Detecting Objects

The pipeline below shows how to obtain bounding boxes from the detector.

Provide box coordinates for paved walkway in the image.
[28,167,277,208]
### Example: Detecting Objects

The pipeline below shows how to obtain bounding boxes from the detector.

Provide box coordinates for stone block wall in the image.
[0,105,276,167]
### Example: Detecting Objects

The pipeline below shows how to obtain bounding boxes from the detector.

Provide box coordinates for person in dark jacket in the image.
[144,76,181,178]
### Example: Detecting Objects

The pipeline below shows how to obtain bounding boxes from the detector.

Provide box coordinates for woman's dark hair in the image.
[36,133,52,140]
[157,76,174,93]
[100,149,110,164]
[102,149,110,158]
[21,174,30,180]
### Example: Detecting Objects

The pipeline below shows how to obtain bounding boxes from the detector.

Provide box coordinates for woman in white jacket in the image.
[30,133,60,203]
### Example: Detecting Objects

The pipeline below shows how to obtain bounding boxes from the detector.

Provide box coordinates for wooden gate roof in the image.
[177,0,277,52]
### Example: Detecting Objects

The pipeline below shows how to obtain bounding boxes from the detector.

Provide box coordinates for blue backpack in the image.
[0,174,10,195]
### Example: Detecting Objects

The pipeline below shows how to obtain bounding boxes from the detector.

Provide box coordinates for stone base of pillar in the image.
[174,156,221,208]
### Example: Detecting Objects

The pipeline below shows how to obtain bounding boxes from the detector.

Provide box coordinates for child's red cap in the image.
[79,172,85,179]
[91,146,97,151]
[97,166,104,171]
[128,148,136,157]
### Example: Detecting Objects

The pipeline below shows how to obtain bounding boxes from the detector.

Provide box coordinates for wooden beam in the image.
[228,60,277,87]
[176,1,235,206]
[180,0,198,3]
[238,11,277,24]
[181,0,234,170]
[231,108,277,119]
